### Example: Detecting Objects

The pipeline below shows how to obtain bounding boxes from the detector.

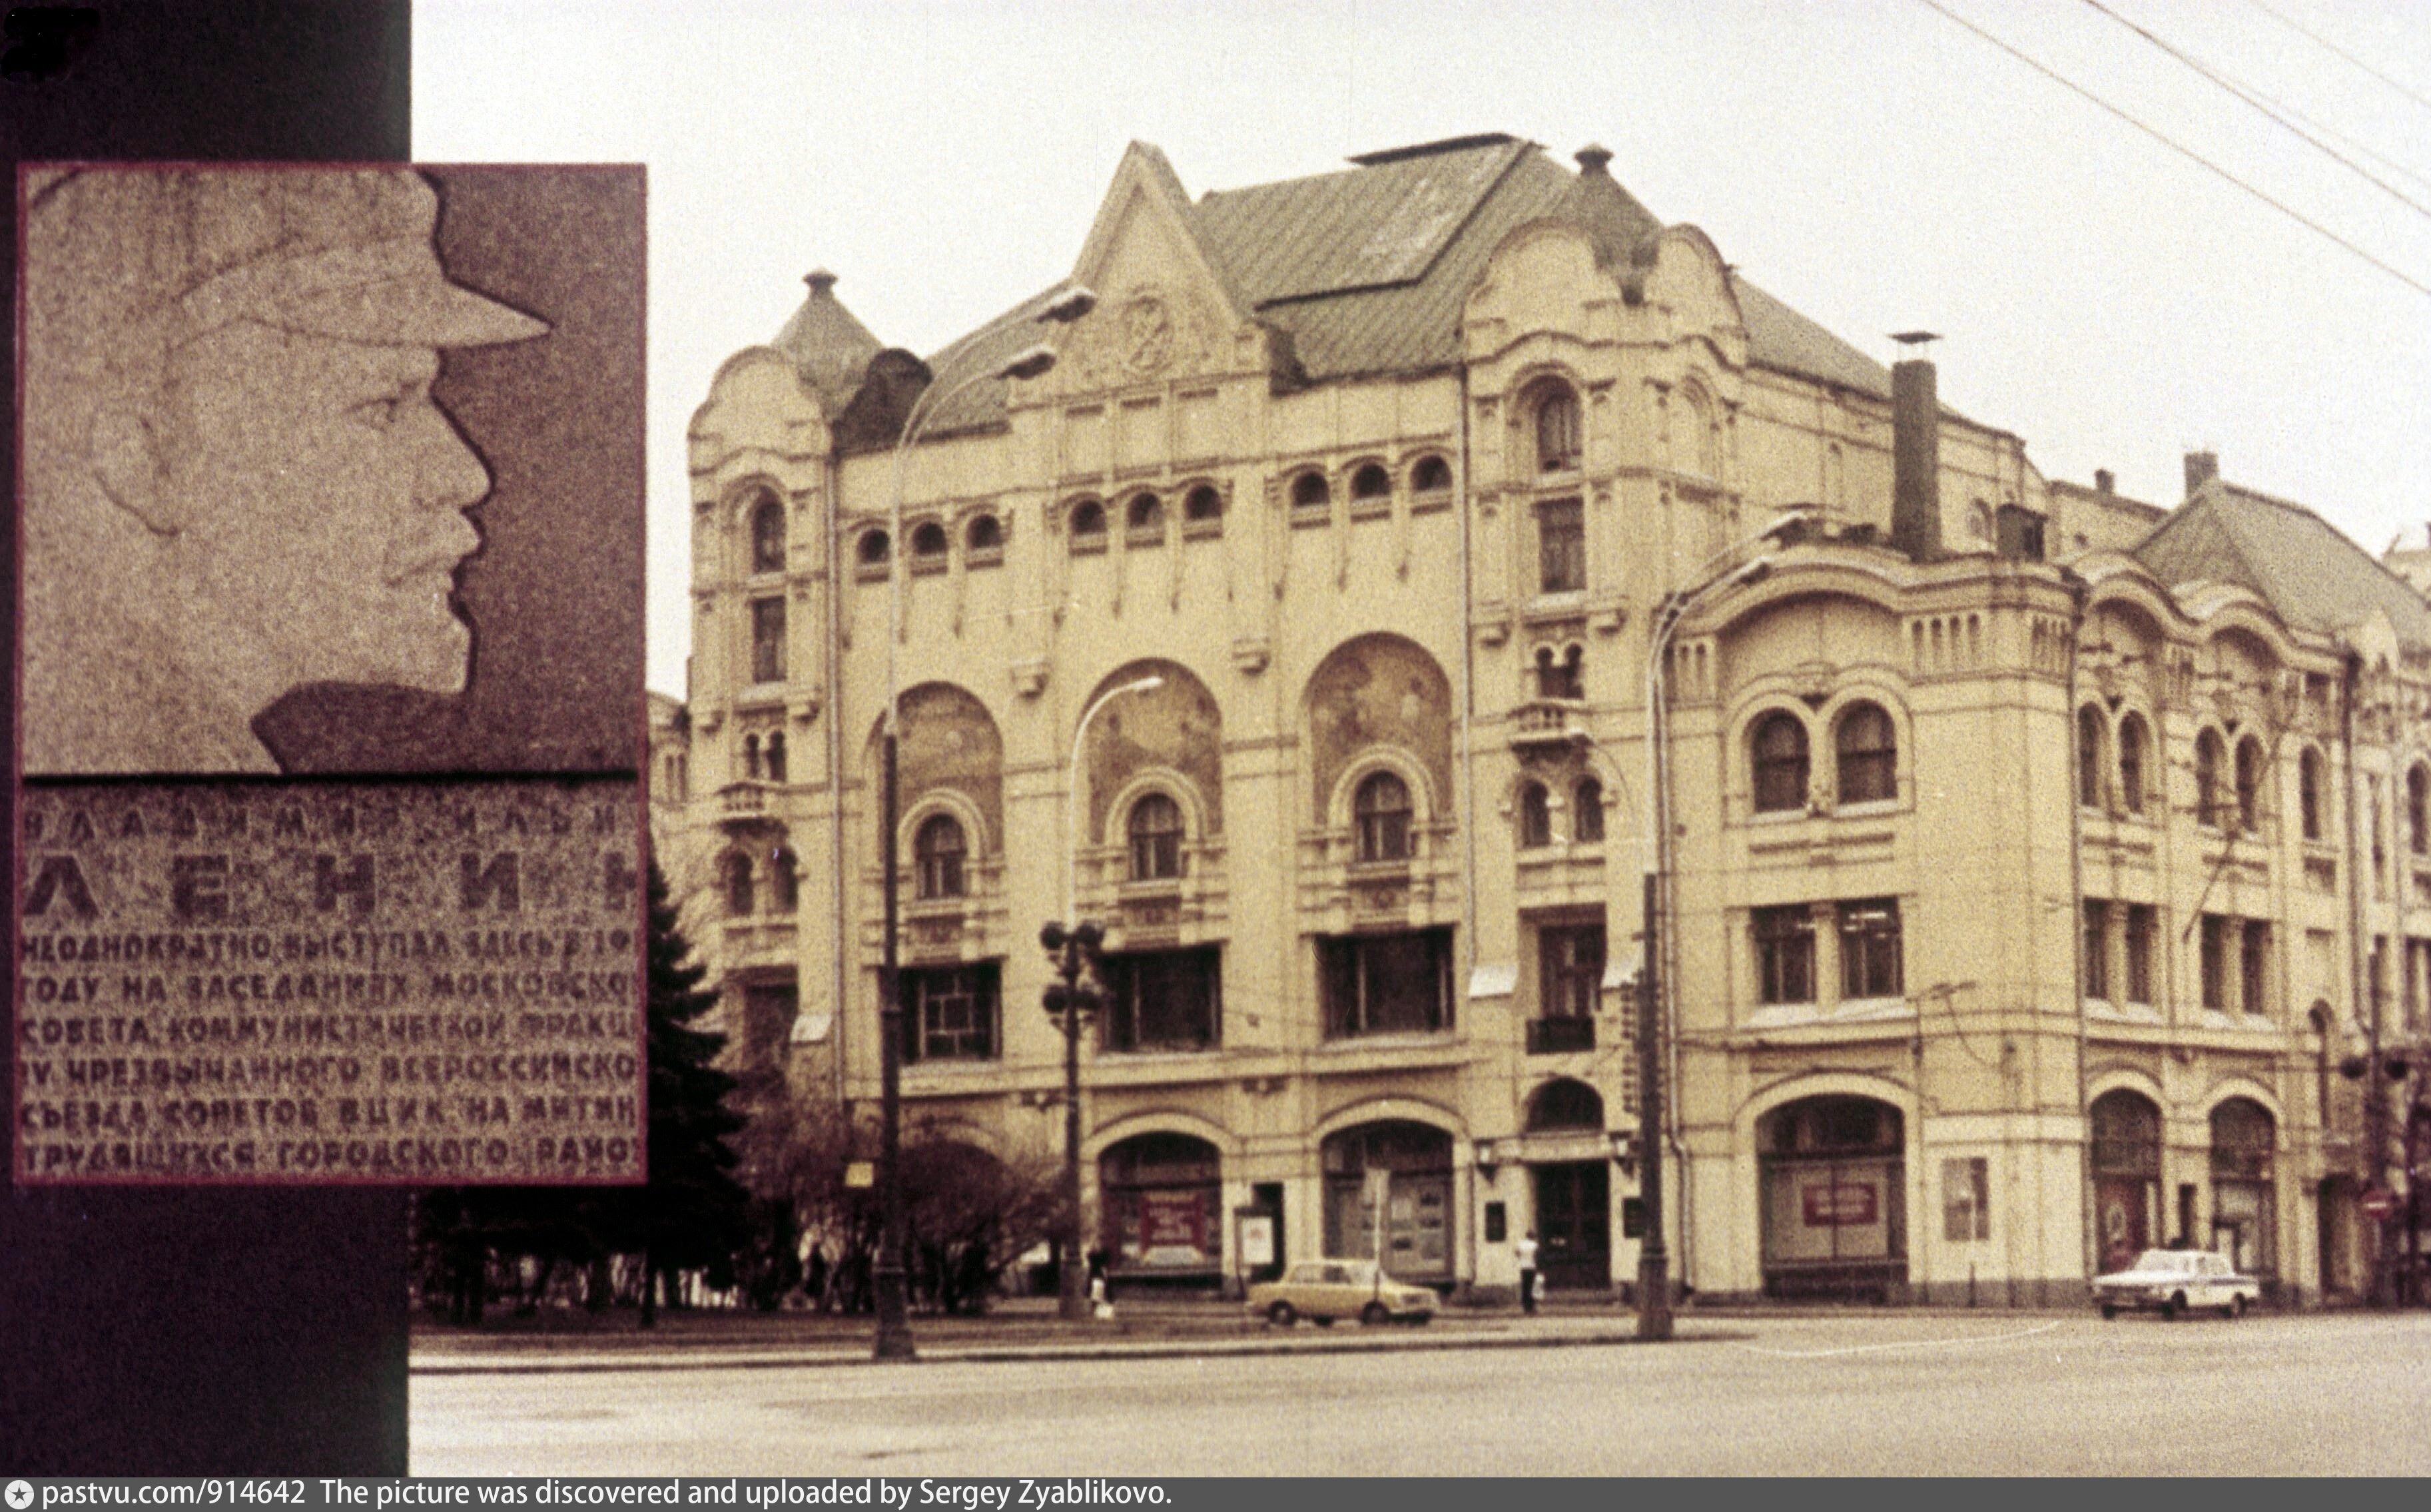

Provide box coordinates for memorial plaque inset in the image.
[15,777,645,1185]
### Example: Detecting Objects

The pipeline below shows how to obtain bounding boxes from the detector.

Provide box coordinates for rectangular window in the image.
[2371,937,2389,1020]
[901,963,998,1063]
[1102,946,1221,1052]
[1753,906,1816,1005]
[1538,923,1606,1020]
[1319,928,1453,1038]
[749,596,787,685]
[1537,499,1585,594]
[2239,920,2270,1018]
[1941,1156,1990,1243]
[1838,899,1904,1000]
[2199,914,2228,1011]
[2125,905,2156,1004]
[2082,899,2110,1000]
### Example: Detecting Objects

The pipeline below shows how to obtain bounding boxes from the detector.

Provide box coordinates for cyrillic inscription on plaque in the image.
[15,777,645,1185]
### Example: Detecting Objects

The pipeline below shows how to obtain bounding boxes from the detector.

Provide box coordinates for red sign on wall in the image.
[1802,1182,1880,1227]
[1138,1190,1210,1254]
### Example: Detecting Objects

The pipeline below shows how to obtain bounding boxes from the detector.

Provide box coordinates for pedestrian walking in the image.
[1515,1230,1540,1315]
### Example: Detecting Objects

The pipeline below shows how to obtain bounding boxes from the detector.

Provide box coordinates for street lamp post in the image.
[873,285,1094,1361]
[1634,511,1813,1341]
[1037,674,1164,1322]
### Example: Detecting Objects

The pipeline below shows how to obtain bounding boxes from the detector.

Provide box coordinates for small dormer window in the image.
[1535,385,1581,474]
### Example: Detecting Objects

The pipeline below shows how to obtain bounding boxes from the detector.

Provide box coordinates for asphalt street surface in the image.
[411,1310,2431,1475]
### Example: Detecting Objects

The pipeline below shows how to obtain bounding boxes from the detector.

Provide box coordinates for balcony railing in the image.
[1527,1016,1595,1054]
[1509,699,1586,753]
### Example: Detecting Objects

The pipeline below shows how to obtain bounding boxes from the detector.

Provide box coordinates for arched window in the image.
[1534,384,1581,473]
[914,813,966,901]
[1837,702,1898,805]
[2091,1088,2163,1272]
[1350,462,1391,504]
[1517,781,1552,849]
[749,490,785,573]
[1410,455,1453,496]
[2410,765,2428,855]
[910,520,948,562]
[742,732,761,781]
[1527,1078,1604,1131]
[1573,777,1604,843]
[966,514,1003,557]
[1535,643,1583,701]
[2234,735,2263,833]
[856,528,890,567]
[1127,792,1183,882]
[1184,485,1223,524]
[2209,1098,2277,1275]
[1353,771,1413,863]
[769,845,799,913]
[1291,471,1330,512]
[1125,492,1164,538]
[2077,705,2107,809]
[724,852,754,917]
[2119,713,2149,815]
[764,729,787,785]
[1752,712,1810,814]
[2195,730,2225,829]
[2300,747,2325,841]
[1069,500,1107,548]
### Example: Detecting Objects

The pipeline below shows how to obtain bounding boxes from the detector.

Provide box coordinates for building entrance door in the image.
[1532,1161,1610,1290]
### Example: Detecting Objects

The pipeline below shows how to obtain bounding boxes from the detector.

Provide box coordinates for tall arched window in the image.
[749,490,785,573]
[724,852,755,918]
[914,813,966,901]
[2195,729,2225,829]
[1535,643,1584,701]
[1517,781,1552,849]
[2300,747,2325,841]
[2410,765,2428,855]
[742,733,761,781]
[1127,793,1183,881]
[1573,777,1604,843]
[764,729,787,785]
[2077,705,2107,809]
[768,846,799,913]
[1837,702,1897,805]
[1535,384,1580,473]
[1752,712,1810,814]
[2091,1088,2163,1273]
[2209,1098,2276,1275]
[2234,735,2264,833]
[2119,713,2150,815]
[1354,771,1413,863]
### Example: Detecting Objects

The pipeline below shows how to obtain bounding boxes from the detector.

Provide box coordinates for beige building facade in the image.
[672,135,2422,1306]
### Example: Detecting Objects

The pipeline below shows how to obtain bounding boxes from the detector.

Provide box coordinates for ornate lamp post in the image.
[873,284,1095,1361]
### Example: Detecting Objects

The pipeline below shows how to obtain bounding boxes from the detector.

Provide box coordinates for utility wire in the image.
[2079,0,2431,224]
[1914,0,2431,300]
[2247,0,2431,118]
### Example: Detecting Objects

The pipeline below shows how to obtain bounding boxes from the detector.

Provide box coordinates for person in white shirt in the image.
[1515,1229,1541,1314]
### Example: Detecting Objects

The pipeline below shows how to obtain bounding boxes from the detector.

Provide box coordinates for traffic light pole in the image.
[1041,921,1104,1322]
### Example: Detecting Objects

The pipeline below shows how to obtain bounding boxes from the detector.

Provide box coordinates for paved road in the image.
[411,1311,2431,1476]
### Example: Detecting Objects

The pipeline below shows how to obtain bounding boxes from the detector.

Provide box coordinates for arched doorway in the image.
[1526,1079,1610,1290]
[2091,1088,2163,1274]
[1321,1121,1453,1283]
[2209,1098,2275,1279]
[1098,1132,1223,1290]
[1759,1095,1907,1300]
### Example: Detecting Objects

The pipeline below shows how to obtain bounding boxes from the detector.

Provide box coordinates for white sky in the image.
[414,0,2431,700]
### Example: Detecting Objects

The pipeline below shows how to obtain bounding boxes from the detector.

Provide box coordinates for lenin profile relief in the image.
[19,165,645,778]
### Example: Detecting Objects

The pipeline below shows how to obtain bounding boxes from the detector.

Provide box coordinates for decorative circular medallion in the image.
[1123,294,1174,375]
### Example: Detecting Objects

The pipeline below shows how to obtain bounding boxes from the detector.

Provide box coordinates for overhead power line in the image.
[1914,0,2431,300]
[2079,0,2431,223]
[2247,0,2431,118]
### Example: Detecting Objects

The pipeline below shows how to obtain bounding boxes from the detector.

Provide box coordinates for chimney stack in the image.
[1891,346,1941,562]
[2095,468,2115,496]
[2184,450,2219,498]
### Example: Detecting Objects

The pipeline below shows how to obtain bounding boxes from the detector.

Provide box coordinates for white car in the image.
[2091,1248,2262,1320]
[1245,1260,1439,1327]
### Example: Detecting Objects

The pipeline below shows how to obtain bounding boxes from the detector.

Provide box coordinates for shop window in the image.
[1534,643,1584,700]
[1125,492,1165,544]
[1838,899,1903,1000]
[2240,920,2270,1017]
[763,730,787,785]
[857,528,890,567]
[1127,792,1184,881]
[2083,899,2110,1000]
[966,513,1003,561]
[1100,1132,1223,1274]
[2091,1089,2162,1274]
[2077,705,2106,809]
[1752,713,1810,814]
[748,489,785,573]
[901,963,998,1063]
[1758,1096,1906,1292]
[749,596,786,685]
[1537,498,1584,593]
[1349,463,1391,506]
[1353,771,1413,863]
[768,845,798,914]
[2195,730,2225,828]
[1537,924,1604,1020]
[2119,714,2149,815]
[1319,927,1453,1038]
[1573,777,1604,843]
[1836,703,1897,805]
[2233,735,2262,833]
[914,813,966,901]
[723,852,754,918]
[1102,946,1221,1052]
[2199,913,2228,1010]
[1183,485,1224,529]
[1069,500,1108,551]
[2209,1099,2276,1275]
[1290,471,1330,513]
[1320,1122,1453,1280]
[2411,766,2429,855]
[1754,905,1816,1005]
[1527,1078,1603,1130]
[1410,454,1453,498]
[1534,384,1581,474]
[1517,781,1553,849]
[2299,747,2324,841]
[1941,1156,1990,1242]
